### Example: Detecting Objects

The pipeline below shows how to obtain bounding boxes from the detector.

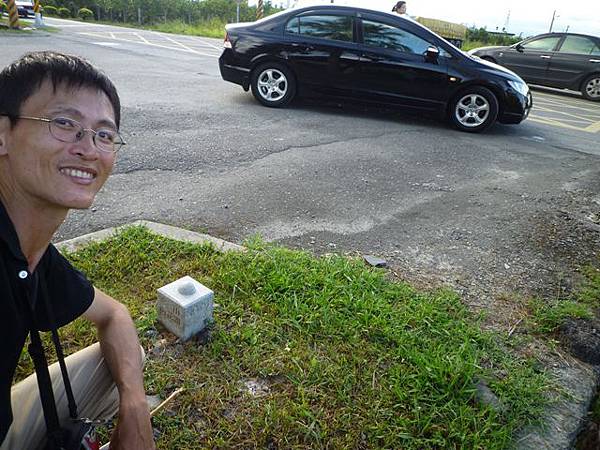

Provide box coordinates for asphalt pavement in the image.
[3,18,600,304]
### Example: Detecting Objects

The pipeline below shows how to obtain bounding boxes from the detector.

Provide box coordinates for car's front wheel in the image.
[581,74,600,102]
[449,86,499,133]
[251,63,296,108]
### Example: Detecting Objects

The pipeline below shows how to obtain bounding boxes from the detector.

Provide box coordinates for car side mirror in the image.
[515,43,524,53]
[425,46,440,62]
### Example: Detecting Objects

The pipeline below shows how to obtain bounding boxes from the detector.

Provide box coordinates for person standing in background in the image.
[392,1,407,15]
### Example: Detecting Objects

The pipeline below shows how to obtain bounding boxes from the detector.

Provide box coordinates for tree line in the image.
[466,26,523,46]
[40,0,281,24]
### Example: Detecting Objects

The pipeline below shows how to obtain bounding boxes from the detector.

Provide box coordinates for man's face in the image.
[0,79,117,212]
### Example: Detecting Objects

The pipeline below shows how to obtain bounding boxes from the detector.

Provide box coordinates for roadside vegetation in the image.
[463,27,522,51]
[16,225,563,449]
[39,0,282,33]
[35,0,524,49]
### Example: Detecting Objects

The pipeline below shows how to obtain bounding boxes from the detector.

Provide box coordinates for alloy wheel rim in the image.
[257,69,288,102]
[455,94,490,127]
[585,78,600,98]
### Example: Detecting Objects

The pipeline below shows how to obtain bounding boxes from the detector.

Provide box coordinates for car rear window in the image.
[285,15,353,43]
[522,36,561,52]
[558,35,600,55]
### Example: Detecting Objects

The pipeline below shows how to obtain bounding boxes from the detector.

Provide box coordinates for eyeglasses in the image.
[2,114,126,153]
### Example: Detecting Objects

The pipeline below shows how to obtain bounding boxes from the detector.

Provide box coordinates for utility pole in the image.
[549,10,557,33]
[256,0,263,20]
[503,10,510,33]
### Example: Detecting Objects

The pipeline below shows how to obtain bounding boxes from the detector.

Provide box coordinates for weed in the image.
[19,226,554,449]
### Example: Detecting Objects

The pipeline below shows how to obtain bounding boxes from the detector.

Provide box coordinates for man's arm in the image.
[83,288,155,450]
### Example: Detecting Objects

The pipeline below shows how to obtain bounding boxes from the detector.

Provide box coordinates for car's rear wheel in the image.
[251,63,296,108]
[449,86,499,133]
[581,74,600,102]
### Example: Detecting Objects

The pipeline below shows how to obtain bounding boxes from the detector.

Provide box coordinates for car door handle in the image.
[540,55,551,59]
[361,54,383,62]
[590,59,600,63]
[291,43,314,51]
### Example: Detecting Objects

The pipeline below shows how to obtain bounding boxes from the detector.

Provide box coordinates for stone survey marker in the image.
[157,276,214,341]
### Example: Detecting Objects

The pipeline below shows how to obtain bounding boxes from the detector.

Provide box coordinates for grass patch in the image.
[578,266,600,307]
[148,19,225,38]
[21,226,553,449]
[527,298,593,333]
[526,266,599,334]
[462,40,490,51]
[0,18,31,32]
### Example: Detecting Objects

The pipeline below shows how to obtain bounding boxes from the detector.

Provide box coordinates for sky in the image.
[289,0,600,38]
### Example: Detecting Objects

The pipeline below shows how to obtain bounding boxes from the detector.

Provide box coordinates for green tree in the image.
[78,6,93,19]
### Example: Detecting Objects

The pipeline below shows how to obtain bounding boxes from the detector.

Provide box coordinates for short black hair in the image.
[0,51,121,128]
[392,1,406,12]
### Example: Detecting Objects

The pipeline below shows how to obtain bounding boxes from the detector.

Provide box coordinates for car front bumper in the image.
[498,90,532,124]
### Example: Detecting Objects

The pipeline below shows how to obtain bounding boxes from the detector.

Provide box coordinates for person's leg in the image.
[1,343,120,450]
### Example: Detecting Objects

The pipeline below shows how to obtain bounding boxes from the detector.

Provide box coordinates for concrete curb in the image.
[56,221,598,449]
[56,220,245,253]
[513,362,598,450]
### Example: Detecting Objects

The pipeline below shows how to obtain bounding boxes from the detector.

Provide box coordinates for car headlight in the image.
[507,79,529,96]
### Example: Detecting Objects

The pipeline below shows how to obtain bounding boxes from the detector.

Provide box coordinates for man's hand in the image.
[109,396,155,450]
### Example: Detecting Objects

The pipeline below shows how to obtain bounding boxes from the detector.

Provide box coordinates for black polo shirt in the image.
[0,201,94,444]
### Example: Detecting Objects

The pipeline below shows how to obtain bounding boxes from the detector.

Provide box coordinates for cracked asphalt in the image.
[3,20,600,316]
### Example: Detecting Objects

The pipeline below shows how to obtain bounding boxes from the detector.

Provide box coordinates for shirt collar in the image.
[0,199,28,262]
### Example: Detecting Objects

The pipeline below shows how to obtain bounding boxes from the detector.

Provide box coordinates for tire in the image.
[449,86,499,133]
[250,62,296,108]
[581,74,600,102]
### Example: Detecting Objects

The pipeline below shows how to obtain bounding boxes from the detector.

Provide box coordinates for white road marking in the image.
[533,93,600,112]
[529,114,600,133]
[585,122,600,133]
[522,135,546,142]
[43,18,111,27]
[92,42,121,46]
[194,38,222,50]
[78,31,220,57]
[159,33,198,52]
[134,32,151,44]
[532,105,596,123]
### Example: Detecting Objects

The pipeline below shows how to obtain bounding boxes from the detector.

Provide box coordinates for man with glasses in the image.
[0,51,154,449]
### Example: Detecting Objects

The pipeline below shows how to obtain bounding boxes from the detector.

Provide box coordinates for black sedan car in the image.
[219,5,532,132]
[470,33,600,102]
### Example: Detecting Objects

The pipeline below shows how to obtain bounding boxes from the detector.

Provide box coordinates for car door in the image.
[545,35,600,89]
[282,12,361,96]
[355,15,449,110]
[497,35,563,84]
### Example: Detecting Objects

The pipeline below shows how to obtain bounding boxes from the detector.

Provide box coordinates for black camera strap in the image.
[26,272,79,449]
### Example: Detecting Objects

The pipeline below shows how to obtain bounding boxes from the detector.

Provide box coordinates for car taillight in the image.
[223,32,232,49]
